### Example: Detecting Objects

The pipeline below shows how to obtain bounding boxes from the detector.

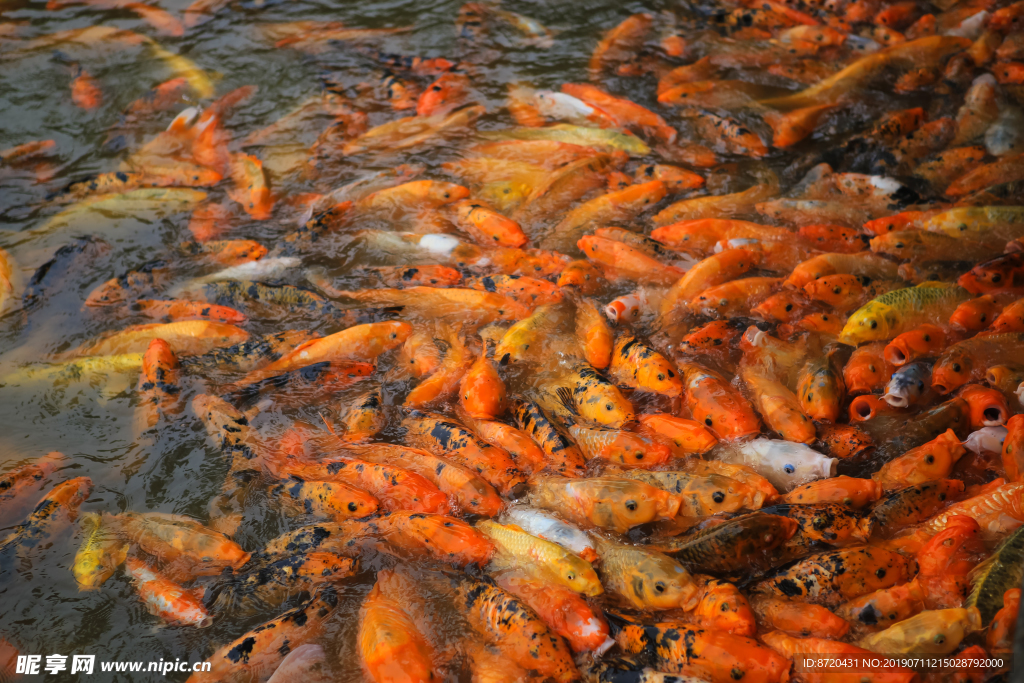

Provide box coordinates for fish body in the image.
[615,620,790,683]
[493,573,611,654]
[478,519,601,596]
[451,574,580,683]
[966,524,1024,623]
[871,479,967,535]
[511,397,587,477]
[637,415,717,456]
[358,581,436,683]
[126,557,212,627]
[753,545,915,606]
[403,412,526,495]
[115,511,250,574]
[932,333,1024,394]
[840,282,971,345]
[652,512,798,574]
[351,443,502,517]
[677,361,761,440]
[856,607,982,654]
[0,477,92,553]
[502,507,597,562]
[186,588,338,683]
[0,451,64,529]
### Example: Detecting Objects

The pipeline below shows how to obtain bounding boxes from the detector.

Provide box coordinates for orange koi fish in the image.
[659,248,759,319]
[227,153,273,220]
[72,321,249,357]
[0,452,65,529]
[874,429,966,489]
[562,83,676,143]
[750,594,851,638]
[350,444,503,517]
[417,72,470,117]
[358,580,437,683]
[126,557,212,628]
[132,299,246,324]
[578,235,683,285]
[638,414,717,455]
[677,360,761,440]
[531,476,681,533]
[233,322,410,389]
[589,13,653,78]
[449,199,527,248]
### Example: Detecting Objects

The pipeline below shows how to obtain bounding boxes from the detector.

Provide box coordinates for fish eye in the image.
[952,363,961,372]
[348,502,358,512]
[705,418,713,426]
[657,373,665,381]
[875,568,886,579]
[606,403,614,410]
[712,491,725,503]
[925,455,935,464]
[992,274,1002,282]
[625,500,638,512]
[923,335,930,342]
[721,603,730,612]
[784,464,795,474]
[654,582,666,593]
[785,304,793,311]
[870,321,878,329]
[832,287,841,294]
[894,242,904,248]
[567,572,576,581]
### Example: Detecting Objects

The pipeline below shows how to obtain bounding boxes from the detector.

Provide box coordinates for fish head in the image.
[635,357,684,398]
[557,260,604,291]
[604,295,641,324]
[931,350,974,394]
[598,432,670,467]
[840,301,898,345]
[963,426,1008,454]
[916,515,983,576]
[883,363,930,407]
[958,384,1009,427]
[751,292,804,323]
[958,253,1024,294]
[581,479,681,532]
[693,579,756,636]
[381,321,415,347]
[629,553,697,610]
[555,557,603,597]
[898,429,966,482]
[428,181,470,205]
[804,274,862,308]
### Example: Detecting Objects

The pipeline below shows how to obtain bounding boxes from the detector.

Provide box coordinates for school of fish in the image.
[3,0,1024,680]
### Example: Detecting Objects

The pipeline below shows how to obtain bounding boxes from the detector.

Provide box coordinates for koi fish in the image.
[126,557,212,628]
[185,588,338,683]
[358,579,436,683]
[530,476,682,533]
